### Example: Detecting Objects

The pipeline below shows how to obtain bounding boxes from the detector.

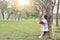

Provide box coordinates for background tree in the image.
[52,0,56,24]
[0,0,7,20]
[56,0,59,26]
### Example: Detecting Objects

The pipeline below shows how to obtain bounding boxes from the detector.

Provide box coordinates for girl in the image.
[37,15,49,38]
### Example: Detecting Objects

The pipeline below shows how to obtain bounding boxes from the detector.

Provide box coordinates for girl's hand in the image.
[37,22,39,24]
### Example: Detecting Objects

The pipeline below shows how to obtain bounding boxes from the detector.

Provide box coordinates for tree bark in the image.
[45,0,55,40]
[56,0,59,26]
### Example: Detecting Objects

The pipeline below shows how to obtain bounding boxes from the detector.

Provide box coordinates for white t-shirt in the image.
[41,19,48,31]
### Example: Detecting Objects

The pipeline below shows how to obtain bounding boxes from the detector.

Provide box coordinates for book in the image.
[39,21,44,24]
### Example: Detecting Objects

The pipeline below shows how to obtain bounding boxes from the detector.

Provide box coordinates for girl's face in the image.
[42,15,44,19]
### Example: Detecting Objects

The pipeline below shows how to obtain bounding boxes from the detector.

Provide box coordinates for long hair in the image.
[44,15,47,20]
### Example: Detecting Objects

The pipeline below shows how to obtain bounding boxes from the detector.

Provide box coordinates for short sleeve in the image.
[41,19,47,23]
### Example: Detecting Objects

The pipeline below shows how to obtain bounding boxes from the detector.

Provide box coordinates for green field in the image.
[0,19,60,40]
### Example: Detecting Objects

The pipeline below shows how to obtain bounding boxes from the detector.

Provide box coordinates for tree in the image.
[0,0,7,20]
[56,0,59,26]
[45,0,55,40]
[31,0,55,39]
[52,0,56,24]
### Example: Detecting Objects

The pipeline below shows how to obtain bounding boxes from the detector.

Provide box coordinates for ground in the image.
[0,19,60,40]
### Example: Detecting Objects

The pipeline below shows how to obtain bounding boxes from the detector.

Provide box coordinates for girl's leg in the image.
[38,31,44,38]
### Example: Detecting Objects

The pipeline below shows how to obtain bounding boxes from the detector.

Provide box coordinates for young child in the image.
[37,15,49,38]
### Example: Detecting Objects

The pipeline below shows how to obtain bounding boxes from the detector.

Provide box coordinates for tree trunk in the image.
[52,0,56,24]
[1,9,4,20]
[7,12,13,20]
[18,12,21,20]
[52,0,56,11]
[45,0,55,40]
[26,11,30,17]
[56,0,59,26]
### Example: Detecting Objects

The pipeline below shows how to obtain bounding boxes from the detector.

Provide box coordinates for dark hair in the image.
[44,15,47,19]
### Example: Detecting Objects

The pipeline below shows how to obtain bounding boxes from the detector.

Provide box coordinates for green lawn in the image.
[0,19,60,40]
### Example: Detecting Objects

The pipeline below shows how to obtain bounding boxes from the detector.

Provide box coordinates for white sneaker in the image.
[38,36,41,38]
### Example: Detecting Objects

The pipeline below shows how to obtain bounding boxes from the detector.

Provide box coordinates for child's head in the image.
[42,15,47,19]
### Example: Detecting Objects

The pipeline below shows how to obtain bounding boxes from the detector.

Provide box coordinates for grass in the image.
[0,19,60,40]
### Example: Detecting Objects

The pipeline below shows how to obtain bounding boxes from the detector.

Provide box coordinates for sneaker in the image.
[38,36,41,38]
